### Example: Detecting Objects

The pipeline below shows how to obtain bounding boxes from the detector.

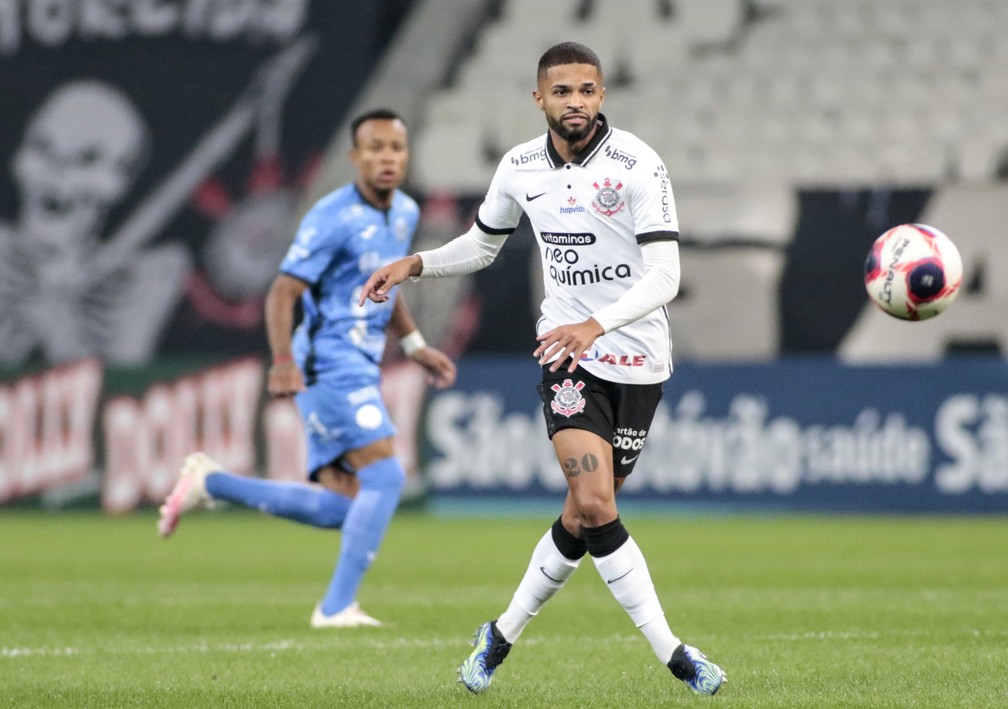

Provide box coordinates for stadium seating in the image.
[410,0,1008,192]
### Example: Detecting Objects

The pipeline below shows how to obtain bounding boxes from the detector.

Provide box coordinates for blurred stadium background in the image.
[1,0,1006,514]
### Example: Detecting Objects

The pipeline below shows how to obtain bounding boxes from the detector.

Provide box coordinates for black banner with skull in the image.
[0,1,406,367]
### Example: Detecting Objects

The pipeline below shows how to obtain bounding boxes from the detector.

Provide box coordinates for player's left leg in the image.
[459,506,586,693]
[493,509,586,644]
[551,424,682,670]
[460,426,619,693]
[311,437,405,627]
[591,382,726,695]
[157,452,353,538]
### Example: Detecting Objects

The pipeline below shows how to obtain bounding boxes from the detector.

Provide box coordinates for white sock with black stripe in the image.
[495,525,584,643]
[586,519,680,664]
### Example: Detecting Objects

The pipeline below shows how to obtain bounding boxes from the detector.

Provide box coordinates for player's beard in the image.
[547,112,597,144]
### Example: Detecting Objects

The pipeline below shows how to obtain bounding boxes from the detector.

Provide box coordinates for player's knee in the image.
[573,496,617,528]
[552,516,588,560]
[315,493,348,529]
[317,466,360,497]
[358,457,406,492]
[583,517,630,558]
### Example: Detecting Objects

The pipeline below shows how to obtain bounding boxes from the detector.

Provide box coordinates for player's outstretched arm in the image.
[360,254,423,305]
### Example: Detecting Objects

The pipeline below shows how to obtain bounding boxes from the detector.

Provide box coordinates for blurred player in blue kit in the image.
[361,44,726,695]
[158,108,456,627]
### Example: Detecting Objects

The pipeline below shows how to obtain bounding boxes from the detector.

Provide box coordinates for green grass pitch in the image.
[3,508,1007,707]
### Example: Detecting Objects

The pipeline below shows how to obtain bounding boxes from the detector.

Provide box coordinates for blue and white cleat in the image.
[458,620,512,694]
[668,643,727,695]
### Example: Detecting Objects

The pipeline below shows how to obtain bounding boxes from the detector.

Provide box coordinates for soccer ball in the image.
[863,224,962,321]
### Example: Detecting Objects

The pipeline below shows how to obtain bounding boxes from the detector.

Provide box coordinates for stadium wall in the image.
[423,356,1008,514]
[2,353,1006,514]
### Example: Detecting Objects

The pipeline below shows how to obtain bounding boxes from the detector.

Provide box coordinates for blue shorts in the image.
[294,377,396,479]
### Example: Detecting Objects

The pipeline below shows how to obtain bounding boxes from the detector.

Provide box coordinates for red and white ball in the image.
[864,224,962,321]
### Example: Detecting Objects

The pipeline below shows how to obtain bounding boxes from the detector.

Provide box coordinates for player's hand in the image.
[267,360,306,396]
[410,346,457,389]
[359,255,422,305]
[534,318,604,373]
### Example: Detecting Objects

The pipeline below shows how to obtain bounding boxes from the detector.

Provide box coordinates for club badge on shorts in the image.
[550,378,586,417]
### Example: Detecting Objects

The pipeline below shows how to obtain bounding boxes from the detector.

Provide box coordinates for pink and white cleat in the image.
[157,452,219,538]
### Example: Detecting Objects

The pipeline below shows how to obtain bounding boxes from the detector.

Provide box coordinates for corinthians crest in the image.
[550,378,586,417]
[591,177,625,216]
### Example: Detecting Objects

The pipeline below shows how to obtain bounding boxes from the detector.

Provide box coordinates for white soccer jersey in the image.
[476,114,678,384]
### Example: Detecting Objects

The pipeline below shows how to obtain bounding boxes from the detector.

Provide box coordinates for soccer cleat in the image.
[157,452,218,538]
[310,602,383,628]
[668,643,727,696]
[458,620,512,694]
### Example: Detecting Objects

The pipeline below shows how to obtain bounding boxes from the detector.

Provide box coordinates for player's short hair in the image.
[537,42,603,82]
[350,108,405,146]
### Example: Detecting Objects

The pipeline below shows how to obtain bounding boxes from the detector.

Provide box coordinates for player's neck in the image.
[355,180,394,211]
[549,124,599,164]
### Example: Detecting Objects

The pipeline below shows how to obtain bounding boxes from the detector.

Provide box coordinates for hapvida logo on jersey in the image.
[592,177,625,216]
[560,196,586,215]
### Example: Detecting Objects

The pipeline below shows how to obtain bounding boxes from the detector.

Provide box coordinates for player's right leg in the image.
[458,511,586,693]
[495,514,586,641]
[311,436,405,628]
[458,364,603,692]
[157,452,353,538]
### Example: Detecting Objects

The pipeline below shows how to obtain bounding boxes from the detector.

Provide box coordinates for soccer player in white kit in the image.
[360,42,726,696]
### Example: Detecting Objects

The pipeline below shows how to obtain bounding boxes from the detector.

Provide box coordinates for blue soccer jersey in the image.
[279,184,420,382]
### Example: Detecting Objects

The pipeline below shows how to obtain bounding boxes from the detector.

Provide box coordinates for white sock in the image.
[495,529,583,642]
[640,616,680,665]
[591,535,680,663]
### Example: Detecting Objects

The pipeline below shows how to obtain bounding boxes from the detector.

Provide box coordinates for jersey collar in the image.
[352,182,396,214]
[545,112,612,168]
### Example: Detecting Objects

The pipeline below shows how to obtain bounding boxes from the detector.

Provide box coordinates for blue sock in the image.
[205,472,351,529]
[320,457,405,615]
